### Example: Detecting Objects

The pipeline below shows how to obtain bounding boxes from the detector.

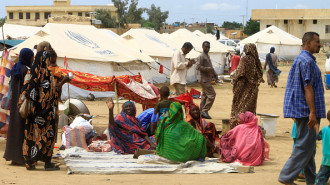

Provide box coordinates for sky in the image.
[0,0,329,26]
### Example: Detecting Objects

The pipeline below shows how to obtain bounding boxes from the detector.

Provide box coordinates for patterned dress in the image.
[230,43,264,128]
[19,50,58,169]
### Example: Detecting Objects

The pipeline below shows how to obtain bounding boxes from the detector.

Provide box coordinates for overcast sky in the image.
[0,0,329,25]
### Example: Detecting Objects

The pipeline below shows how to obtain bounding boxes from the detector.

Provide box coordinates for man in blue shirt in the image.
[279,32,325,185]
[137,108,158,136]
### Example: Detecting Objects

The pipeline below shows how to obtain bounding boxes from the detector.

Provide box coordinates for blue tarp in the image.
[0,40,24,47]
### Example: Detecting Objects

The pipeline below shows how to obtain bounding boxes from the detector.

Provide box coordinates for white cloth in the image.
[170,50,190,85]
[70,116,93,134]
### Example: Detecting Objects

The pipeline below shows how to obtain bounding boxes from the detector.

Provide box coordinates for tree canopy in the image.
[95,0,168,30]
[221,21,242,30]
[95,9,117,28]
[146,4,168,31]
[243,19,260,36]
[0,17,6,27]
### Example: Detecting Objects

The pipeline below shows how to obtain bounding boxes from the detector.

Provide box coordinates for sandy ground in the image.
[1,53,330,185]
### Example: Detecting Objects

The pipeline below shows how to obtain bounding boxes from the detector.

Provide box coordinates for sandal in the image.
[26,166,36,170]
[44,163,60,171]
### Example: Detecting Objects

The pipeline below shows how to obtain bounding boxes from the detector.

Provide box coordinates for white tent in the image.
[0,23,41,39]
[11,23,155,99]
[193,30,217,41]
[167,29,233,75]
[121,28,200,83]
[239,25,302,61]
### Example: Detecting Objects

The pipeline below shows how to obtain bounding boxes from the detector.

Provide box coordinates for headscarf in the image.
[270,47,275,53]
[238,111,258,125]
[233,43,264,85]
[36,41,52,52]
[123,101,136,117]
[11,48,33,77]
[186,103,207,132]
[162,102,183,127]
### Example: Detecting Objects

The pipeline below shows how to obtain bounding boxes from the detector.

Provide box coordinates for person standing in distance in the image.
[278,32,325,185]
[196,41,217,119]
[170,42,195,96]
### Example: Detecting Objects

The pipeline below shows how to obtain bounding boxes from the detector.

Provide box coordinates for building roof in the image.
[252,9,330,20]
[6,5,116,12]
[0,40,25,47]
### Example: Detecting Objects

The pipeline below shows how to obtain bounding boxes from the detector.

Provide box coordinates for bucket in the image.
[261,117,277,137]
[325,74,330,90]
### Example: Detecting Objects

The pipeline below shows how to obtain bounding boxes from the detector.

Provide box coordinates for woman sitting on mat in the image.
[186,103,220,156]
[155,102,207,162]
[107,97,156,154]
[220,111,267,166]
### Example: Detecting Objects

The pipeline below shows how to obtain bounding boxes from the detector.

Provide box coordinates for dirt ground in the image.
[1,53,330,185]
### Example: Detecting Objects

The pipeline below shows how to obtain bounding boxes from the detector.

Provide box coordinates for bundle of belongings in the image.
[61,114,110,152]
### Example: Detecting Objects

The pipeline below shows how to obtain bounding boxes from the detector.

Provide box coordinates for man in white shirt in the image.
[170,42,195,96]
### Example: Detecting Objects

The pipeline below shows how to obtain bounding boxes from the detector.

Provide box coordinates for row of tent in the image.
[4,23,234,84]
[1,23,303,98]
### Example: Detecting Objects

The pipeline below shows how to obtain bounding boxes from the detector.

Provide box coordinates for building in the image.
[161,22,215,34]
[218,28,247,40]
[6,0,116,27]
[252,9,330,42]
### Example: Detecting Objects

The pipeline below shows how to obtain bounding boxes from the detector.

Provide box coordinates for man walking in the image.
[196,41,217,119]
[279,32,325,185]
[170,42,195,96]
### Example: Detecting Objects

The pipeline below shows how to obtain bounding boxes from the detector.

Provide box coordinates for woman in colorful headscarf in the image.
[3,48,34,165]
[220,111,267,166]
[18,41,60,170]
[107,98,156,154]
[155,102,207,162]
[230,43,264,128]
[186,104,220,156]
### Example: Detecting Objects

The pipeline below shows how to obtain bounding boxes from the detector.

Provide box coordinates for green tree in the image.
[112,0,129,28]
[95,9,117,28]
[126,0,145,24]
[221,21,242,29]
[243,19,260,36]
[0,17,6,27]
[146,4,169,31]
[142,21,155,29]
[206,25,213,33]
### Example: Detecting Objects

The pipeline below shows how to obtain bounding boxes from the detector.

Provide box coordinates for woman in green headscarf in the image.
[155,102,207,162]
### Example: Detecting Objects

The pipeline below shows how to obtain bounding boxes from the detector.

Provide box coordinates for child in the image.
[291,119,305,181]
[150,86,172,135]
[48,50,71,142]
[48,50,70,100]
[315,110,330,185]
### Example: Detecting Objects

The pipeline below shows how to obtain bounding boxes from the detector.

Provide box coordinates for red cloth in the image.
[230,55,240,73]
[159,65,163,74]
[220,112,266,166]
[60,68,158,108]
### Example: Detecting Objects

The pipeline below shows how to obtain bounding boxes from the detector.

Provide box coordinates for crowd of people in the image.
[2,31,330,184]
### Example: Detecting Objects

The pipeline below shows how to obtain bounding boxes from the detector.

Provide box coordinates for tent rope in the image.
[115,62,135,75]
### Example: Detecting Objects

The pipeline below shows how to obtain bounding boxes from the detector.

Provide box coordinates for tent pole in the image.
[114,81,119,115]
